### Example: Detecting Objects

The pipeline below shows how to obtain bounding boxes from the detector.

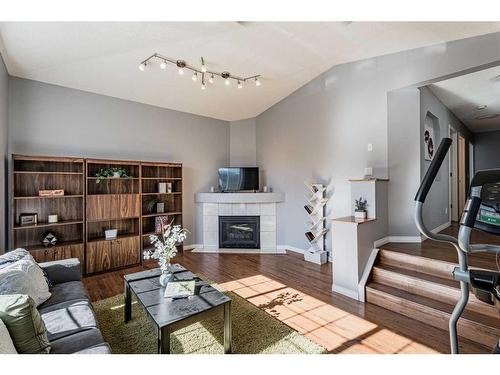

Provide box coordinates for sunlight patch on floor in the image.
[220,274,439,354]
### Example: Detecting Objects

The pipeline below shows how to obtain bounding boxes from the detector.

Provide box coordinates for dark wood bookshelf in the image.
[12,155,85,267]
[85,159,141,274]
[140,162,183,260]
[11,155,183,275]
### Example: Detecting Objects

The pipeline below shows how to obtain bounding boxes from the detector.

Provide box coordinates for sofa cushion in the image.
[0,259,52,306]
[40,299,97,342]
[49,327,105,354]
[39,281,89,309]
[0,318,17,354]
[76,343,112,354]
[0,294,50,354]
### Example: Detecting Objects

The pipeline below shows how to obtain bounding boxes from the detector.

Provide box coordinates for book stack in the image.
[303,181,329,264]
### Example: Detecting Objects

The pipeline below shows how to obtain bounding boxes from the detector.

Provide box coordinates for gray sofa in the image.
[15,258,110,354]
[37,258,111,354]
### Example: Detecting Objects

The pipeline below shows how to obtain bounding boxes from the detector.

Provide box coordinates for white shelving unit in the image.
[303,181,329,264]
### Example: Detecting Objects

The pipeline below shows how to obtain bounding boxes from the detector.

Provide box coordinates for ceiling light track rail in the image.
[139,53,261,89]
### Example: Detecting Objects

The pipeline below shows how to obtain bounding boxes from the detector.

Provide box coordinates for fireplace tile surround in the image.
[195,193,285,254]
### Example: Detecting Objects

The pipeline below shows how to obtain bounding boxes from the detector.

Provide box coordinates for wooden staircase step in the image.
[366,282,500,348]
[379,249,455,280]
[372,264,499,319]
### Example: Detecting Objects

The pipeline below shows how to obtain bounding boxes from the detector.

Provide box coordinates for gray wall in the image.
[419,86,472,232]
[8,78,230,246]
[257,32,500,251]
[474,130,500,171]
[0,54,7,254]
[229,118,256,167]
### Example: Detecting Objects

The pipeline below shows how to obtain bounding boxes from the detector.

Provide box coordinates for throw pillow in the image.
[0,249,31,269]
[0,294,50,354]
[0,249,52,287]
[0,259,52,306]
[0,318,17,354]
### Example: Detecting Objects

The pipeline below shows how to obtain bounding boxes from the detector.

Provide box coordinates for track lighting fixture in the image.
[139,53,261,92]
[201,57,207,73]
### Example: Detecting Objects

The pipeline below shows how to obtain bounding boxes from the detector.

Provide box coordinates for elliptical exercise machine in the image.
[414,137,500,354]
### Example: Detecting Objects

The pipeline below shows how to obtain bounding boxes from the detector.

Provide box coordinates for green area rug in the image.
[92,289,327,354]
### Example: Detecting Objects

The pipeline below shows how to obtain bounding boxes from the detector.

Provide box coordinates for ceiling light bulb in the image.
[160,61,167,70]
[192,72,198,82]
[225,78,230,86]
[138,63,146,71]
[178,67,184,75]
[237,81,243,89]
[255,78,261,87]
[201,64,207,73]
[201,83,206,90]
[208,74,214,84]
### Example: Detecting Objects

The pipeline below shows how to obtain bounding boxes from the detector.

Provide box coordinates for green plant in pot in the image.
[354,197,368,220]
[95,167,129,183]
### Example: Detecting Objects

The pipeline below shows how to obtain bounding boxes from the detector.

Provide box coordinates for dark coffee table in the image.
[124,264,232,354]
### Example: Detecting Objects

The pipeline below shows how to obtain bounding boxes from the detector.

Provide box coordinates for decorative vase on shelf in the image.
[143,219,187,288]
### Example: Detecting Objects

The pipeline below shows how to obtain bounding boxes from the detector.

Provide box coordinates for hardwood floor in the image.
[83,231,497,354]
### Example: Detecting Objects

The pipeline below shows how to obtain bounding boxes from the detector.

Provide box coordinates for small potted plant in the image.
[354,197,368,219]
[95,167,129,183]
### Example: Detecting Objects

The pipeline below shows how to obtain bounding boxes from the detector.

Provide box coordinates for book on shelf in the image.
[305,228,329,244]
[163,280,196,298]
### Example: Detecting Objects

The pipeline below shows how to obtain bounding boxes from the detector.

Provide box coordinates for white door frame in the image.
[448,126,459,222]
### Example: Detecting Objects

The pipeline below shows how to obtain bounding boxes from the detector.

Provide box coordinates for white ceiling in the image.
[2,22,500,121]
[430,65,500,133]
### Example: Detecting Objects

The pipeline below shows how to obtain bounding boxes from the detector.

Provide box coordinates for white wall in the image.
[8,78,230,246]
[0,54,8,254]
[229,118,256,167]
[257,32,500,251]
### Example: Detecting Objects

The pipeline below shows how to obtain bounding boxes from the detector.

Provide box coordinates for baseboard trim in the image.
[332,285,358,300]
[183,244,203,251]
[358,248,379,302]
[277,245,305,254]
[430,221,451,235]
[374,236,422,246]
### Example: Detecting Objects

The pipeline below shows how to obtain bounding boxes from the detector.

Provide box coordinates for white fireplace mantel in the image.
[194,192,286,254]
[195,192,285,204]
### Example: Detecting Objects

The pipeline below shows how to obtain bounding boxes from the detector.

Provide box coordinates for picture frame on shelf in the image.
[19,213,38,226]
[47,214,58,223]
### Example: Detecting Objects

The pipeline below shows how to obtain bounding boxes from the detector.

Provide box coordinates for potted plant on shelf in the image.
[354,197,368,220]
[143,220,188,287]
[95,167,129,183]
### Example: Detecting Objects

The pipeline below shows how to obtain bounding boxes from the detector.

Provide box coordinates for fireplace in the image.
[219,216,260,249]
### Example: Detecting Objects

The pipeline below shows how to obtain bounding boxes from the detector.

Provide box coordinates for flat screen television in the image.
[218,167,259,192]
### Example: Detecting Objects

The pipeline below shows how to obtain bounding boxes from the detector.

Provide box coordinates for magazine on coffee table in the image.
[163,280,196,298]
